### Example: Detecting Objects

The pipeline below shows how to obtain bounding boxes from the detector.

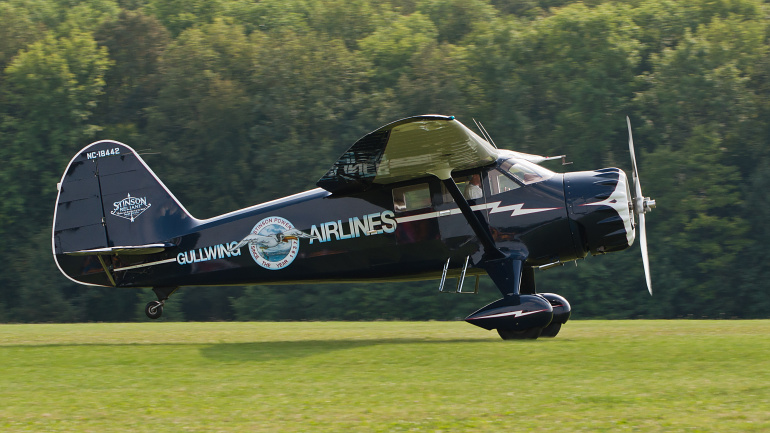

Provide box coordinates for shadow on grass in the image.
[199,338,488,362]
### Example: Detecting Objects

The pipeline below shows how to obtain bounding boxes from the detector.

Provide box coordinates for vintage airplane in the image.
[52,115,655,339]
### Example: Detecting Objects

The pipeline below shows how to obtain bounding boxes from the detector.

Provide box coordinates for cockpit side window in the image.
[489,158,554,196]
[393,183,431,212]
[490,169,521,195]
[499,158,553,185]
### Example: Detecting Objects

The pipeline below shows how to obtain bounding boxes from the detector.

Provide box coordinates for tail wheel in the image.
[145,300,163,320]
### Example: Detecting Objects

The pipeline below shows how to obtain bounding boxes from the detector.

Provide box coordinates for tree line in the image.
[1,0,769,322]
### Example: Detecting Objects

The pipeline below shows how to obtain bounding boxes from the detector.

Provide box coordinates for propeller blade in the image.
[627,116,653,296]
[627,116,639,179]
[627,116,643,204]
[639,213,652,295]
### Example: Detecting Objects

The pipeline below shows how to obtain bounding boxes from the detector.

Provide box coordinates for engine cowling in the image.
[564,167,635,256]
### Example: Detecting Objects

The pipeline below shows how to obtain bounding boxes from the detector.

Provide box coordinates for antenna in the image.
[472,118,484,137]
[137,149,161,156]
[472,118,498,149]
[479,122,498,149]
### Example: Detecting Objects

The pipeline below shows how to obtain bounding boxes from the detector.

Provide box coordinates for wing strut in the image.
[438,176,505,261]
[434,172,528,297]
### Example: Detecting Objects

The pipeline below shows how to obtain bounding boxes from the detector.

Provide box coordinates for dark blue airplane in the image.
[52,115,655,339]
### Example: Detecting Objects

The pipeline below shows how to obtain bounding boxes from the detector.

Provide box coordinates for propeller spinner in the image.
[626,117,656,295]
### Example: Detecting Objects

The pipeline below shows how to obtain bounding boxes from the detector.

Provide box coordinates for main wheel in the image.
[540,322,562,338]
[145,301,163,319]
[497,327,542,340]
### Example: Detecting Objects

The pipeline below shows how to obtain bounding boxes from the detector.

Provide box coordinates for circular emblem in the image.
[246,216,300,270]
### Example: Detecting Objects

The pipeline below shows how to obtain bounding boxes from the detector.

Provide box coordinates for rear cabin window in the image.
[393,183,431,212]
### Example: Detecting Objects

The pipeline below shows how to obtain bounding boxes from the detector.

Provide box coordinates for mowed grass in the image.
[1,321,769,432]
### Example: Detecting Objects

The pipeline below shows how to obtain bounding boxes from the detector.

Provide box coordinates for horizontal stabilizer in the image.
[64,243,175,256]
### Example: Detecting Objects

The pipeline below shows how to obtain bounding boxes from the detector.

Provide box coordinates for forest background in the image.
[1,0,769,322]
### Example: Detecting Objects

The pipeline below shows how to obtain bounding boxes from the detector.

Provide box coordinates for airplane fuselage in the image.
[55,154,631,290]
[53,114,650,338]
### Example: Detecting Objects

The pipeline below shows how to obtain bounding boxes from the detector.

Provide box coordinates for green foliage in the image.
[1,0,770,322]
[0,3,43,69]
[231,280,500,321]
[94,9,170,127]
[416,0,499,44]
[1,29,111,226]
[144,0,222,36]
[359,12,439,86]
[499,2,643,168]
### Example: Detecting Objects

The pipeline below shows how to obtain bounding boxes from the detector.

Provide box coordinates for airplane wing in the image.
[317,115,500,194]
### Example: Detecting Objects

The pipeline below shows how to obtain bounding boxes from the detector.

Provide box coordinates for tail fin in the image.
[53,140,196,285]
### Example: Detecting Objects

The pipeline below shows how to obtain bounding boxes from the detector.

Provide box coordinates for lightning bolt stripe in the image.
[468,308,550,320]
[486,201,561,216]
[394,201,560,224]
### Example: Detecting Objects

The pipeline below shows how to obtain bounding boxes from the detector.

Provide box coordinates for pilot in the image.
[393,196,407,212]
[464,174,483,199]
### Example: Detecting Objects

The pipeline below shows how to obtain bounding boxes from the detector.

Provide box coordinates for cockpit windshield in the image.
[499,158,554,185]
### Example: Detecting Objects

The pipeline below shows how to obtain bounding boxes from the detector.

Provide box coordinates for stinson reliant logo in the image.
[111,193,151,222]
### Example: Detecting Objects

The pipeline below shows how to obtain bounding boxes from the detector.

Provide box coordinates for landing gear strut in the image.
[144,286,178,320]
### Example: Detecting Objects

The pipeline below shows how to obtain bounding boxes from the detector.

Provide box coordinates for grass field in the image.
[1,321,768,432]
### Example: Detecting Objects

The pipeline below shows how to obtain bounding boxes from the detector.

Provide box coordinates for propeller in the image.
[626,117,656,295]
